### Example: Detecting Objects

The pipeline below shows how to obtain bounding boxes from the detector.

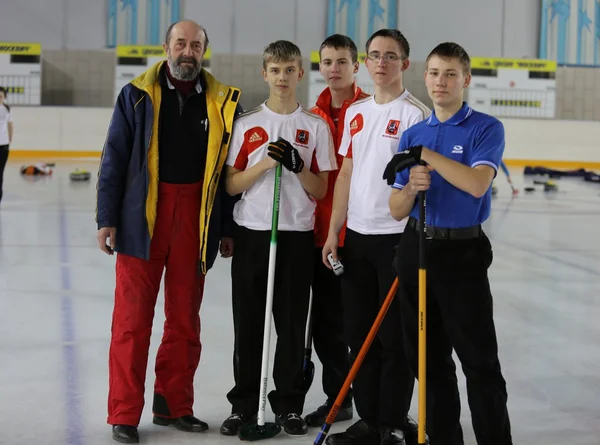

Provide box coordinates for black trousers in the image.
[227,225,313,416]
[396,225,513,445]
[311,247,351,404]
[340,228,414,430]
[0,145,8,203]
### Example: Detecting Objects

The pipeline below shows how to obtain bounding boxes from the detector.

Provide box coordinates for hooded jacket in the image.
[96,60,241,273]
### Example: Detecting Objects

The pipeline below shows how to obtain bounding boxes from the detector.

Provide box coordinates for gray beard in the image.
[167,57,201,81]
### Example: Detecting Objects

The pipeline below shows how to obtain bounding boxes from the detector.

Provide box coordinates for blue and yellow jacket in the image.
[96,60,241,273]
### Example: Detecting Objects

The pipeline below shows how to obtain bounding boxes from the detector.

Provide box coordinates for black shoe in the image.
[111,425,139,443]
[403,415,428,445]
[381,427,406,445]
[325,420,380,445]
[152,415,208,432]
[220,413,256,436]
[275,413,308,436]
[305,399,353,427]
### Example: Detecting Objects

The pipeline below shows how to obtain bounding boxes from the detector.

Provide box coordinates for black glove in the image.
[267,137,304,174]
[382,145,423,185]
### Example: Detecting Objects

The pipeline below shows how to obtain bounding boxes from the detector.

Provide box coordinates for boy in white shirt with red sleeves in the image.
[221,40,337,437]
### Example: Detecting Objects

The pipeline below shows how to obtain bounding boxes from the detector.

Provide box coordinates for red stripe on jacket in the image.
[309,84,369,248]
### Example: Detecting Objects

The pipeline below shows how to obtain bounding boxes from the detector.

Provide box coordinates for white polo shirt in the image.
[339,90,431,234]
[226,102,337,232]
[0,104,12,146]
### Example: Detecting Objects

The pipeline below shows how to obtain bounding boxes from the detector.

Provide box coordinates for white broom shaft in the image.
[304,291,313,347]
[257,242,278,426]
[257,164,282,427]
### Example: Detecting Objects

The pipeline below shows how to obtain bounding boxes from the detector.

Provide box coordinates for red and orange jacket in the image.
[310,84,369,248]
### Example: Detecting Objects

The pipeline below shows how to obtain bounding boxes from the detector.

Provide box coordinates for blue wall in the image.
[0,0,540,57]
[107,0,182,47]
[327,0,398,52]
[540,0,600,65]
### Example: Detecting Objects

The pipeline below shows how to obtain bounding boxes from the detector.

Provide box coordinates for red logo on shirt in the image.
[295,129,310,146]
[386,120,400,136]
[349,114,364,136]
[244,126,269,155]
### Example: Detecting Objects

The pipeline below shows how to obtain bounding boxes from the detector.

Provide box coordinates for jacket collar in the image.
[159,63,204,94]
[426,101,472,126]
[131,60,234,104]
[315,83,364,113]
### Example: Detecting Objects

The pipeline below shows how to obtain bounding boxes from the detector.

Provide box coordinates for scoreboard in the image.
[114,45,212,103]
[0,42,42,105]
[468,57,557,118]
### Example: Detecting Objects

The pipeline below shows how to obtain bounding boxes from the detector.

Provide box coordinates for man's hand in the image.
[382,145,423,185]
[321,233,339,270]
[220,237,234,258]
[406,165,433,195]
[267,138,304,174]
[97,227,117,255]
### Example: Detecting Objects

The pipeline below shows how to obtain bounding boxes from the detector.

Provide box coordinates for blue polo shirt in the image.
[393,102,504,228]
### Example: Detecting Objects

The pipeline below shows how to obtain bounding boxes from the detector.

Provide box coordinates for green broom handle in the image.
[270,163,282,243]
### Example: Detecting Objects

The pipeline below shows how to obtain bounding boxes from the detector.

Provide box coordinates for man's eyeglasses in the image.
[367,53,403,63]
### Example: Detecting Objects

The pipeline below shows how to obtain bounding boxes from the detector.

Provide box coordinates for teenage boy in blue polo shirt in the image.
[384,42,513,445]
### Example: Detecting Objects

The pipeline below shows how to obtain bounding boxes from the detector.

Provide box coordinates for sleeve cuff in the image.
[471,160,498,171]
[97,221,116,230]
[392,183,405,190]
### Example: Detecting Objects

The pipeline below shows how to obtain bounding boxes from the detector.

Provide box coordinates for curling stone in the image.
[544,181,558,192]
[69,169,91,181]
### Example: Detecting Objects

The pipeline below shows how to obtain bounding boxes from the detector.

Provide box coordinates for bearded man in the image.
[96,19,242,444]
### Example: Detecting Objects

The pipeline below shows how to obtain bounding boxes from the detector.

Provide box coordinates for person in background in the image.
[96,19,241,444]
[303,33,369,427]
[0,87,14,207]
[492,160,518,195]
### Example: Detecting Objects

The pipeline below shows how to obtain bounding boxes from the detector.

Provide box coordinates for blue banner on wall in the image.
[327,0,398,52]
[539,0,600,65]
[107,0,182,47]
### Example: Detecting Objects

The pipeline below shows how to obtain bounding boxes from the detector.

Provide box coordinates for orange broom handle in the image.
[314,277,399,445]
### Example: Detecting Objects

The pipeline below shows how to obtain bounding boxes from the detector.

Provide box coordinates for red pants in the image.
[107,181,206,426]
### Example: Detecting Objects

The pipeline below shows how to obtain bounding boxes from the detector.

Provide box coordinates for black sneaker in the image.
[325,420,380,445]
[305,399,353,427]
[220,413,256,436]
[403,415,428,445]
[275,413,308,436]
[381,427,406,445]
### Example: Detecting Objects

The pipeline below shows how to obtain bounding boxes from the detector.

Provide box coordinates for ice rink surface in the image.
[1,160,599,445]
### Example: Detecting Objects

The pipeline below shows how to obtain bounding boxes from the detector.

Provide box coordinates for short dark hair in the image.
[319,34,358,63]
[165,20,209,49]
[365,29,410,59]
[0,87,6,96]
[426,42,471,73]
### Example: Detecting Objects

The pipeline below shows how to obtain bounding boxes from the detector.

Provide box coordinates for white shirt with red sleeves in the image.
[338,90,431,235]
[226,102,337,232]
